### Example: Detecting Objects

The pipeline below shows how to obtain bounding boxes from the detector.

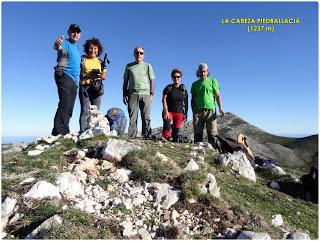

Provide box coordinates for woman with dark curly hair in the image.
[162,68,188,142]
[79,37,107,133]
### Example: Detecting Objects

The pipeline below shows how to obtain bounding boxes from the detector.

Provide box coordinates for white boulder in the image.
[55,172,84,200]
[184,159,199,171]
[102,139,141,161]
[23,181,61,199]
[218,151,256,182]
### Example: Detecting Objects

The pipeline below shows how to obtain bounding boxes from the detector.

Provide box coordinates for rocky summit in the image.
[153,112,318,167]
[1,108,318,239]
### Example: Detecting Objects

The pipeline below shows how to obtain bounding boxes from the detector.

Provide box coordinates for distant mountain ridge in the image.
[153,112,318,168]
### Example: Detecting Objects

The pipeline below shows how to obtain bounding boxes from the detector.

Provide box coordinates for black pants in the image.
[51,71,78,136]
[79,85,102,133]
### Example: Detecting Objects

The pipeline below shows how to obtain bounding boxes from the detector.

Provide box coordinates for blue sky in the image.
[2,1,318,137]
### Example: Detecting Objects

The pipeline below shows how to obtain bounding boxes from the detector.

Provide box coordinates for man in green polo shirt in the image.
[123,47,155,139]
[191,63,225,145]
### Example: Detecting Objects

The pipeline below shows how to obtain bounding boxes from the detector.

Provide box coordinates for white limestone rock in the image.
[23,181,61,199]
[271,214,284,227]
[100,160,114,170]
[102,139,141,162]
[138,228,152,240]
[1,197,17,218]
[19,177,36,185]
[27,150,44,156]
[237,231,271,239]
[184,159,199,171]
[1,197,17,232]
[286,232,311,240]
[55,172,84,200]
[262,163,286,176]
[150,182,181,210]
[156,152,168,162]
[71,170,88,184]
[120,220,136,237]
[36,135,60,145]
[110,168,131,183]
[132,194,147,206]
[218,152,256,182]
[75,198,99,214]
[35,144,49,151]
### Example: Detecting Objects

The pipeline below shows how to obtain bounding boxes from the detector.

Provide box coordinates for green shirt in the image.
[123,62,155,95]
[191,77,220,111]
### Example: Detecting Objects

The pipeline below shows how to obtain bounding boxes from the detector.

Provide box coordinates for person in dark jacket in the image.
[162,69,188,142]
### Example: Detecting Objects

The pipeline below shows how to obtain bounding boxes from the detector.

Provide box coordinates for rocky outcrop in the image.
[217,151,256,182]
[153,112,318,167]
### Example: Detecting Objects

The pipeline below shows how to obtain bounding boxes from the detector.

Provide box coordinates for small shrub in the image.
[62,208,93,226]
[95,178,112,189]
[112,204,132,215]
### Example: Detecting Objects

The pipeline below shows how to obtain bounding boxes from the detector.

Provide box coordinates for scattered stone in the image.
[237,230,271,239]
[23,181,61,199]
[171,209,180,220]
[135,219,144,227]
[75,198,99,214]
[262,163,286,176]
[187,198,197,204]
[76,150,86,159]
[55,172,84,200]
[1,196,17,232]
[73,157,100,177]
[150,183,181,210]
[132,194,147,206]
[223,228,240,239]
[271,214,284,227]
[184,159,199,171]
[100,160,114,171]
[156,152,168,162]
[19,177,36,185]
[35,144,49,151]
[72,170,88,184]
[286,232,311,240]
[27,150,43,156]
[199,173,220,198]
[36,135,60,145]
[120,220,136,237]
[25,215,62,239]
[110,168,132,183]
[8,213,23,224]
[138,228,152,240]
[1,197,17,217]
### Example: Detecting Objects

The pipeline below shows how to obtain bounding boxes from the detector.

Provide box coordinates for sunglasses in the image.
[172,76,181,78]
[135,52,144,55]
[71,30,81,34]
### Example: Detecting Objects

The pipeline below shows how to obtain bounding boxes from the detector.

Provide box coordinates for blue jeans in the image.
[52,71,78,136]
[79,85,102,133]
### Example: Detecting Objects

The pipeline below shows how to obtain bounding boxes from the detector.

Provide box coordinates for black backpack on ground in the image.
[301,164,318,203]
[213,135,255,162]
